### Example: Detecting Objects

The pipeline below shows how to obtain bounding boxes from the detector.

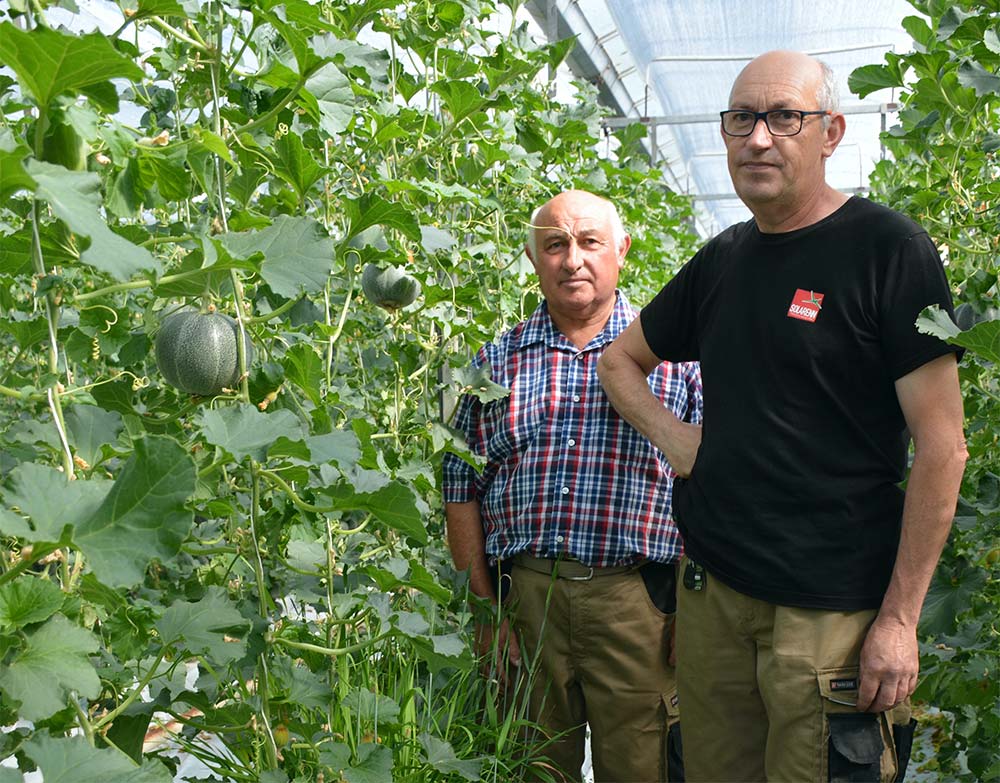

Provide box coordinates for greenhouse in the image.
[0,0,998,781]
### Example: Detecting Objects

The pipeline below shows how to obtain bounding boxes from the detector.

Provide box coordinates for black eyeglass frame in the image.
[719,109,832,137]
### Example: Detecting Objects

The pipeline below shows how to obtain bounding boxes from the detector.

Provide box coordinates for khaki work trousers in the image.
[676,556,917,782]
[507,557,681,783]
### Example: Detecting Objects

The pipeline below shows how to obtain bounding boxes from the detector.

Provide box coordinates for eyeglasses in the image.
[720,109,832,137]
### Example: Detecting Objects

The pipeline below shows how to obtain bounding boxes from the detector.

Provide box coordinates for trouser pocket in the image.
[662,687,684,782]
[817,667,897,783]
[640,561,678,614]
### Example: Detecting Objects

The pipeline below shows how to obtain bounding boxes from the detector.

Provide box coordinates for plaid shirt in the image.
[442,293,702,567]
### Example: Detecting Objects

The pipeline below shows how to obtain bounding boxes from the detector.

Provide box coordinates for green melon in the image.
[361,263,421,310]
[40,117,88,172]
[154,309,253,396]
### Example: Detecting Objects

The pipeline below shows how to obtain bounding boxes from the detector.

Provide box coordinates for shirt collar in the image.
[514,290,636,352]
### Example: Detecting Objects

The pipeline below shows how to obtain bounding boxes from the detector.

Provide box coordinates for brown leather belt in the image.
[511,553,640,581]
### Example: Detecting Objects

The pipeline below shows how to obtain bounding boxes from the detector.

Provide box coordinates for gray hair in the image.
[815,59,839,126]
[527,196,628,257]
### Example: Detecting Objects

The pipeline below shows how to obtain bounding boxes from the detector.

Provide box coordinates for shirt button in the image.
[561,486,570,495]
[572,394,581,402]
[568,438,576,446]
[555,534,565,543]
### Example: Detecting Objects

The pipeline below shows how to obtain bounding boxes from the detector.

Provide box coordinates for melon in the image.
[154,309,253,396]
[361,263,421,310]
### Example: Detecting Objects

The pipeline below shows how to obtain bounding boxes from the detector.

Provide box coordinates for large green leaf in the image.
[319,478,426,544]
[155,586,250,664]
[22,734,172,783]
[301,62,355,136]
[344,194,422,243]
[847,63,902,99]
[916,306,1000,363]
[282,343,325,406]
[74,435,196,588]
[0,126,34,200]
[431,80,487,123]
[921,566,988,636]
[0,577,64,630]
[222,215,334,297]
[957,61,1000,98]
[420,732,483,782]
[266,132,328,198]
[0,614,100,721]
[344,743,393,783]
[26,160,160,281]
[4,462,111,543]
[197,404,304,462]
[0,23,143,106]
[65,404,124,468]
[342,688,400,722]
[453,363,511,403]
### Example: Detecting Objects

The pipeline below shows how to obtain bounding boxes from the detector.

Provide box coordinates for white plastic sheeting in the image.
[579,0,919,233]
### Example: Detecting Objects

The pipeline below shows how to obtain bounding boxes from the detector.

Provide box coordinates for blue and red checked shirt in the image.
[442,292,702,567]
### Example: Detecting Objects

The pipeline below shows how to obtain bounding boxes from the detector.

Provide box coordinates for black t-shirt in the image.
[640,196,959,610]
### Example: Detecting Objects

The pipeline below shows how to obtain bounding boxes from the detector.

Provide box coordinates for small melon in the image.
[361,263,421,310]
[154,309,253,396]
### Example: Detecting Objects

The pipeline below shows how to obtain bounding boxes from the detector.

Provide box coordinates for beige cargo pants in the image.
[675,556,917,782]
[507,556,682,782]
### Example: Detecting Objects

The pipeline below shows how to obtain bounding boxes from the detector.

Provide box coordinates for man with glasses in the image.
[598,50,966,781]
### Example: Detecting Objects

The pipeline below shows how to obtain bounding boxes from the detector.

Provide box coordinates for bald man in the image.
[598,51,966,781]
[443,190,702,781]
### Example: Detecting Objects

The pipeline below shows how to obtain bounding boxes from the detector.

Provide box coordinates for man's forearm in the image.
[445,501,496,602]
[597,342,702,477]
[878,443,967,628]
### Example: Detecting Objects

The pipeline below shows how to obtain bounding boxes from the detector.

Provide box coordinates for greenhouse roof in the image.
[526,0,920,236]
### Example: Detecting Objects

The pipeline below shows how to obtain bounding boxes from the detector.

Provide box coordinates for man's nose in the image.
[746,117,774,148]
[562,242,584,270]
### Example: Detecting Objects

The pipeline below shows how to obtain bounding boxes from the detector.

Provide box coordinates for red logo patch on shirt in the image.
[787,289,824,323]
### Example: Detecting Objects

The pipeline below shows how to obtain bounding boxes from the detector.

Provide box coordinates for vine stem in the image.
[93,649,168,731]
[272,632,392,658]
[207,5,277,766]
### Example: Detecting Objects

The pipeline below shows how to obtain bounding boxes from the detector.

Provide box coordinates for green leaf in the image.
[301,62,355,136]
[320,479,426,544]
[916,305,1000,363]
[22,734,172,782]
[65,405,124,468]
[197,404,304,462]
[26,160,160,281]
[420,225,457,253]
[937,6,974,41]
[4,461,110,542]
[267,132,327,198]
[272,657,332,710]
[282,343,325,406]
[345,194,422,243]
[155,586,250,664]
[304,430,360,467]
[343,687,401,722]
[75,435,196,588]
[345,743,393,783]
[985,29,1000,55]
[0,508,32,538]
[430,80,486,123]
[0,577,64,629]
[847,64,902,99]
[0,126,34,200]
[901,16,936,50]
[0,614,100,721]
[957,61,1000,98]
[921,566,988,635]
[222,215,334,298]
[420,732,483,781]
[453,363,511,403]
[0,23,143,106]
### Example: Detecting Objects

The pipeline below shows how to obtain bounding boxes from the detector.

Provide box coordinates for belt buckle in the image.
[562,566,594,581]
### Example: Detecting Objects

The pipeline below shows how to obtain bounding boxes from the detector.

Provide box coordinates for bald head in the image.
[731,50,839,118]
[528,190,626,258]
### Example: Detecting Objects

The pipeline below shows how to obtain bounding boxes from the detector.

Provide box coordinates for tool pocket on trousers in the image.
[818,667,895,783]
[661,689,684,782]
[640,560,678,615]
[888,702,917,783]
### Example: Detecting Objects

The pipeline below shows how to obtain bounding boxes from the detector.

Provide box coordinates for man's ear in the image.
[524,243,537,269]
[822,113,847,158]
[618,234,632,268]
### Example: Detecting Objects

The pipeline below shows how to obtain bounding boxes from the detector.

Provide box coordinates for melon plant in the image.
[361,263,421,310]
[39,114,88,171]
[154,308,253,396]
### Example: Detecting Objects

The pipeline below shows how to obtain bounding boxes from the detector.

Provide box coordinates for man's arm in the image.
[597,319,702,477]
[445,501,521,677]
[857,353,967,712]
